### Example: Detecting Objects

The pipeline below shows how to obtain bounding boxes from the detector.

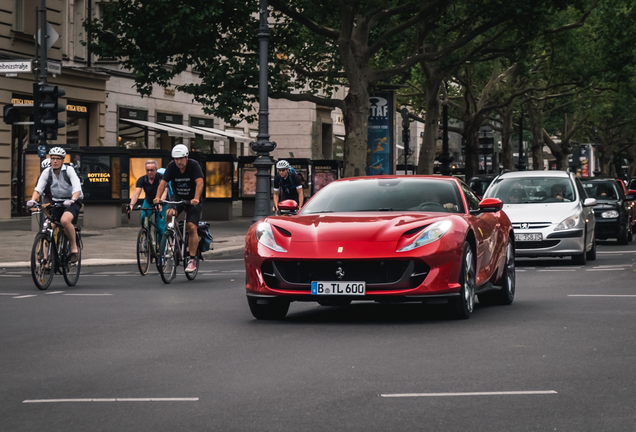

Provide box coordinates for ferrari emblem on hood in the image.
[336,267,345,280]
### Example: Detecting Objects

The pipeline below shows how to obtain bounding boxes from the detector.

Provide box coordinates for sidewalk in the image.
[0,205,253,269]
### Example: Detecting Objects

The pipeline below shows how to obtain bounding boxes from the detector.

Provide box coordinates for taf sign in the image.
[0,60,32,74]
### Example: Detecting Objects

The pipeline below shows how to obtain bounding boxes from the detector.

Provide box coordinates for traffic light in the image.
[34,82,65,142]
[2,104,21,125]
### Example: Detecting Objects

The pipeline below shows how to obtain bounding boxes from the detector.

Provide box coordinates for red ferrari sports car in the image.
[244,176,515,320]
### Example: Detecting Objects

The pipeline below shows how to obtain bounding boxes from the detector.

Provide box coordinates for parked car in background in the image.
[484,170,596,264]
[245,176,515,320]
[616,178,636,234]
[468,174,497,198]
[581,178,634,244]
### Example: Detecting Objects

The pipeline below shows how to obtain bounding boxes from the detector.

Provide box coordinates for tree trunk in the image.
[525,101,544,170]
[417,78,442,175]
[463,119,481,180]
[342,89,371,178]
[500,106,514,170]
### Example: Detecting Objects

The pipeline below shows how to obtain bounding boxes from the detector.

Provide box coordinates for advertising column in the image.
[367,91,394,175]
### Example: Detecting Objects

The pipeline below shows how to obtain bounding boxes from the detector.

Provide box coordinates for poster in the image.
[313,165,338,193]
[206,161,233,198]
[367,91,394,175]
[242,167,257,196]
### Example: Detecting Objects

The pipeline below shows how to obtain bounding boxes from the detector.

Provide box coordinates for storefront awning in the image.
[121,119,196,138]
[190,126,253,143]
[159,123,228,141]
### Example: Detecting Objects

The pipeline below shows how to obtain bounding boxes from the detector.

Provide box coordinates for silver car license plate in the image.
[515,233,543,241]
[311,281,366,295]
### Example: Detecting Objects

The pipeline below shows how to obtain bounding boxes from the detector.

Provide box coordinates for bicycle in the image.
[156,199,201,284]
[30,203,83,290]
[128,205,163,275]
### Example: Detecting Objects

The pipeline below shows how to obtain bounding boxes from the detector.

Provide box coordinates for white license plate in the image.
[515,233,543,241]
[311,281,366,295]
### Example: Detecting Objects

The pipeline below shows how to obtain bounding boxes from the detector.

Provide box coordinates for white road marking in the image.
[569,295,636,297]
[63,294,113,296]
[538,269,576,272]
[0,275,22,277]
[45,291,64,295]
[23,398,199,403]
[592,265,631,268]
[13,295,37,299]
[0,293,21,296]
[598,251,636,254]
[380,390,558,398]
[586,268,625,271]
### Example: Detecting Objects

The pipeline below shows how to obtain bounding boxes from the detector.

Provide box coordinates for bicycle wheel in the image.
[184,237,199,280]
[56,230,67,274]
[62,229,81,286]
[137,228,150,275]
[158,232,177,284]
[31,233,55,290]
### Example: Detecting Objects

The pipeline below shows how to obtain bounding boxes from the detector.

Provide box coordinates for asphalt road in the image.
[2,242,636,432]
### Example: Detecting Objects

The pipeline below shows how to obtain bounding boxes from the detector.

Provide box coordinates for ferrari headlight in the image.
[397,220,453,252]
[555,214,581,231]
[255,222,287,252]
[601,210,619,218]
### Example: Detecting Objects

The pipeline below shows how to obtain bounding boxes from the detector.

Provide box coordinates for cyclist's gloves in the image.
[63,199,75,207]
[26,200,37,208]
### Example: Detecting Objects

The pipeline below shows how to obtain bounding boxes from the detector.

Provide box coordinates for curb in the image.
[0,246,245,269]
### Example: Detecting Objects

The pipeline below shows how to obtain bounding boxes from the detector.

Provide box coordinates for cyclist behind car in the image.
[128,160,168,244]
[27,147,83,262]
[154,144,204,273]
[273,160,304,213]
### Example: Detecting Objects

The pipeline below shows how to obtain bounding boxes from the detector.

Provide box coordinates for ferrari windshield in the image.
[581,180,620,201]
[485,176,576,204]
[300,178,464,214]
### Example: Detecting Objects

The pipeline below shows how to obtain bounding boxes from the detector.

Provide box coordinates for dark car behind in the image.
[468,174,497,198]
[582,178,635,244]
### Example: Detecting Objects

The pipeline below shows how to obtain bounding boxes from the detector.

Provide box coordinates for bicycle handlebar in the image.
[158,199,193,206]
[127,204,164,220]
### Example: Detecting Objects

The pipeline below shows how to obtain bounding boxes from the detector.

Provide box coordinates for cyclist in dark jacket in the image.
[273,160,304,212]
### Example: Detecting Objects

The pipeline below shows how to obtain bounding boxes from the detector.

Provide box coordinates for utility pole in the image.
[515,109,526,171]
[440,84,453,176]
[400,108,410,174]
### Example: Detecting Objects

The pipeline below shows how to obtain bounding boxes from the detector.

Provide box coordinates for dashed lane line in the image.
[23,398,199,403]
[13,295,37,299]
[569,295,636,297]
[380,391,558,398]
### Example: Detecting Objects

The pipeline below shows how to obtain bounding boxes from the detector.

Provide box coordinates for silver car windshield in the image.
[301,178,464,214]
[486,177,575,204]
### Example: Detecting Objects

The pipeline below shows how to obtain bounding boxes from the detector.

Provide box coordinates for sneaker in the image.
[185,259,197,273]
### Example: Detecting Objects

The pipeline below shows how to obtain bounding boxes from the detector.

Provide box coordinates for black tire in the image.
[158,232,177,284]
[247,296,290,320]
[572,233,588,265]
[62,245,81,287]
[586,236,597,261]
[618,225,629,245]
[184,236,199,281]
[479,238,515,306]
[136,228,150,275]
[450,242,475,319]
[31,233,54,290]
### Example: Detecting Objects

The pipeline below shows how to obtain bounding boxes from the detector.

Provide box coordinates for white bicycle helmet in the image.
[171,144,189,158]
[49,146,66,157]
[41,158,51,169]
[276,160,290,169]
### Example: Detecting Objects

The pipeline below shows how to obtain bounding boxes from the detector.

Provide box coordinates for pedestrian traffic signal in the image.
[3,104,21,125]
[33,82,65,141]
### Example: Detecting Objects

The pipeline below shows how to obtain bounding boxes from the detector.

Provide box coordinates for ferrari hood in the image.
[265,212,449,242]
[502,202,581,223]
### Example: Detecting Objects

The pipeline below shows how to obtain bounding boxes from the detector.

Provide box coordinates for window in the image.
[66,102,89,146]
[74,0,86,59]
[118,107,148,149]
[461,183,480,212]
[14,0,39,34]
[191,116,214,153]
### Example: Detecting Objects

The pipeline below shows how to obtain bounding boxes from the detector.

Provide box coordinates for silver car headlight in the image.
[601,210,619,218]
[255,222,287,253]
[555,214,581,231]
[397,220,453,252]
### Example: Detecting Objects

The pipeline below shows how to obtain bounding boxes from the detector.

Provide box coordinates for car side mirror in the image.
[278,199,299,214]
[583,198,597,207]
[477,198,504,213]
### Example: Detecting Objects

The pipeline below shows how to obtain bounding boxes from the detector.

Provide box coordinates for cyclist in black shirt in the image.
[154,145,204,273]
[273,160,304,213]
[128,160,167,243]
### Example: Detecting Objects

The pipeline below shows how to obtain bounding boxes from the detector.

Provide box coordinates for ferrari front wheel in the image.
[450,242,475,320]
[247,296,290,320]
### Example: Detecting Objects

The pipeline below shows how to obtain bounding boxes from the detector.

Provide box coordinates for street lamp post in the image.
[250,0,276,223]
[593,126,601,176]
[515,108,526,171]
[440,85,453,176]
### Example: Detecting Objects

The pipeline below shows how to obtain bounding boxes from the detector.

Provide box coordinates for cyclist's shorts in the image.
[51,200,81,225]
[167,195,201,226]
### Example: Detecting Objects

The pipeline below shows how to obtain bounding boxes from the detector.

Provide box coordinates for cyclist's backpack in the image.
[48,164,84,187]
[198,221,213,252]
